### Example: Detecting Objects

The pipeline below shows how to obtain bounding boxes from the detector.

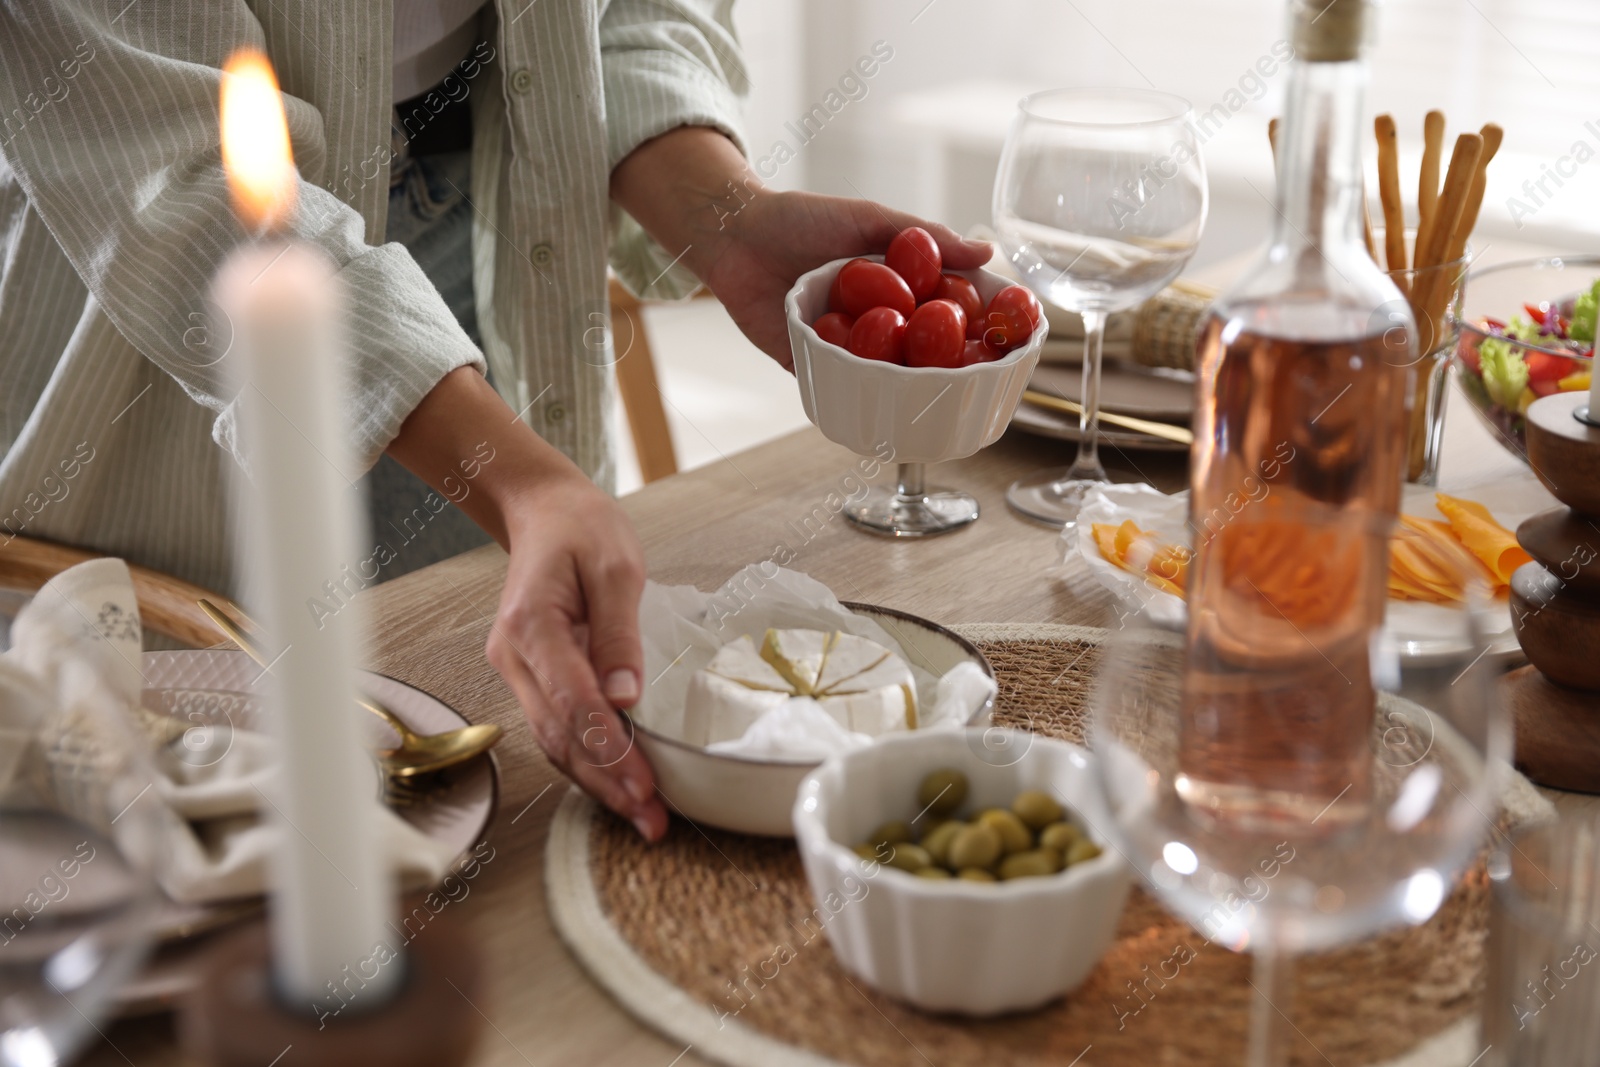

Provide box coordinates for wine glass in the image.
[993,88,1207,527]
[0,666,164,1067]
[1088,510,1508,1065]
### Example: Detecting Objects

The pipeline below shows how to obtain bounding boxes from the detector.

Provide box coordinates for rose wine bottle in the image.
[1179,0,1413,829]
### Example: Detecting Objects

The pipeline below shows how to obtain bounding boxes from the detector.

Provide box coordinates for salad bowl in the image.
[1454,255,1598,461]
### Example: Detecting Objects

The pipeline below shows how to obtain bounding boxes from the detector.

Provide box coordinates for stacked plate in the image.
[1009,349,1195,452]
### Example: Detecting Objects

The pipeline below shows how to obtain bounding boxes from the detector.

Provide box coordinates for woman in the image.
[0,0,988,839]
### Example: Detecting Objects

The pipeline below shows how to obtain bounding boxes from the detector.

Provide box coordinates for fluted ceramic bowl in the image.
[785,257,1047,464]
[792,728,1131,1015]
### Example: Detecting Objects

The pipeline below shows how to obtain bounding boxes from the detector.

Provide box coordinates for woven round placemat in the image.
[546,625,1553,1067]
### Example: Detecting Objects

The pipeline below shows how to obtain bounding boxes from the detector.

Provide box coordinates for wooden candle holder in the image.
[1505,392,1600,793]
[178,904,484,1067]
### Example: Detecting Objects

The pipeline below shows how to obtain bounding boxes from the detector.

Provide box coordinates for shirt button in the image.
[510,68,534,94]
[546,401,567,424]
[530,242,554,268]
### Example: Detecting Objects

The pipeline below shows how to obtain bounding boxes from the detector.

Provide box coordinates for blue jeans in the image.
[358,145,493,582]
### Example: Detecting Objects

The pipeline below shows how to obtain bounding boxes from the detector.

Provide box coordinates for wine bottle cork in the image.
[1292,0,1368,62]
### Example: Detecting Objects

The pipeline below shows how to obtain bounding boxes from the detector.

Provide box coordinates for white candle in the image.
[1589,349,1600,420]
[215,52,397,1007]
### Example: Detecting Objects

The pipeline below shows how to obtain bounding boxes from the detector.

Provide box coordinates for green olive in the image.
[947,822,1003,870]
[977,809,1032,854]
[1011,790,1065,831]
[869,820,914,849]
[914,866,953,880]
[956,867,996,882]
[998,848,1063,880]
[1038,821,1082,853]
[884,843,932,872]
[917,768,969,818]
[1064,838,1104,866]
[852,842,881,862]
[920,820,965,867]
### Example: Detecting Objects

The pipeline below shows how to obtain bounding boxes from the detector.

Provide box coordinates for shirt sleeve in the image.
[0,1,484,473]
[599,0,750,300]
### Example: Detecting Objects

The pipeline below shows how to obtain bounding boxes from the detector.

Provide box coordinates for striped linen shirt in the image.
[0,0,748,595]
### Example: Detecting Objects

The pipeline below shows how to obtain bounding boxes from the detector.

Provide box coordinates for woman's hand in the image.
[610,126,991,369]
[487,473,666,841]
[387,367,667,840]
[703,189,991,368]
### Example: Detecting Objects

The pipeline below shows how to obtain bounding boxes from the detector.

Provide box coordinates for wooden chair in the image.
[0,535,235,648]
[609,276,716,486]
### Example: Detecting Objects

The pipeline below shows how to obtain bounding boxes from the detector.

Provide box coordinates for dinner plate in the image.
[114,649,499,1016]
[1030,353,1196,422]
[1010,400,1191,453]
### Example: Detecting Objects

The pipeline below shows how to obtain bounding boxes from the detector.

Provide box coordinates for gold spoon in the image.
[197,599,501,778]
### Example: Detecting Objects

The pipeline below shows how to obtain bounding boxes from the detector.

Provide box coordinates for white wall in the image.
[732,0,1600,270]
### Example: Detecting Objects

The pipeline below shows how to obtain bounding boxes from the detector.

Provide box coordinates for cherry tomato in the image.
[837,259,916,318]
[886,227,942,302]
[933,274,985,339]
[813,311,854,349]
[1530,378,1563,398]
[904,299,967,368]
[847,306,907,364]
[829,258,868,313]
[961,339,1003,366]
[982,285,1043,352]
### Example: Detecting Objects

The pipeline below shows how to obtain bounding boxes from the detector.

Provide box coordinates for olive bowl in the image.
[792,728,1132,1015]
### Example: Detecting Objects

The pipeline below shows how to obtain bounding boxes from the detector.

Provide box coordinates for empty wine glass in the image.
[993,88,1207,527]
[1089,510,1508,1065]
[1,668,163,1067]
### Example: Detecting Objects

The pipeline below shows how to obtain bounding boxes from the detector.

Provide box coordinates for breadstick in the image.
[1444,123,1502,266]
[1416,111,1445,244]
[1362,189,1378,263]
[1374,114,1408,279]
[1411,132,1483,365]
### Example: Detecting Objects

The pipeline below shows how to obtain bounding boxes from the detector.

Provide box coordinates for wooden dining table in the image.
[83,244,1600,1067]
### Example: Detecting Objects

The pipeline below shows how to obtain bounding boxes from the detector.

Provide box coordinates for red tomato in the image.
[828,258,868,313]
[836,260,916,318]
[961,338,1004,366]
[1530,378,1563,398]
[982,285,1043,352]
[847,306,907,364]
[933,274,985,339]
[904,299,967,368]
[1457,335,1482,375]
[813,311,854,349]
[1525,351,1575,383]
[886,227,942,302]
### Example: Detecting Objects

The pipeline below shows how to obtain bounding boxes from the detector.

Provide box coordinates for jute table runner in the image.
[546,624,1552,1067]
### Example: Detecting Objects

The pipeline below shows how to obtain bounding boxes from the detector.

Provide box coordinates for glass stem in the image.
[1066,309,1109,482]
[1246,945,1295,1067]
[895,462,925,500]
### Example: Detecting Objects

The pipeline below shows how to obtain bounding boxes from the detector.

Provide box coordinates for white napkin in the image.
[0,559,456,905]
[633,565,997,760]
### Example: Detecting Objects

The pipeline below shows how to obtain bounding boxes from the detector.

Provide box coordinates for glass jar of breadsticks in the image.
[1269,111,1501,484]
[1373,113,1502,484]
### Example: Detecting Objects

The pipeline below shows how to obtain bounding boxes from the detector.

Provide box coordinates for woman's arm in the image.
[386,366,666,839]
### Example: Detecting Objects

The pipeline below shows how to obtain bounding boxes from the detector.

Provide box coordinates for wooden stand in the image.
[178,910,484,1067]
[1506,392,1600,793]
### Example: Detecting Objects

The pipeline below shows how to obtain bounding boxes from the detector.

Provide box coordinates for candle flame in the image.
[220,49,296,232]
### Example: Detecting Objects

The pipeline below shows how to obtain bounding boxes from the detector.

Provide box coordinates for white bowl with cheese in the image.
[792,729,1131,1015]
[626,604,994,838]
[785,256,1047,465]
